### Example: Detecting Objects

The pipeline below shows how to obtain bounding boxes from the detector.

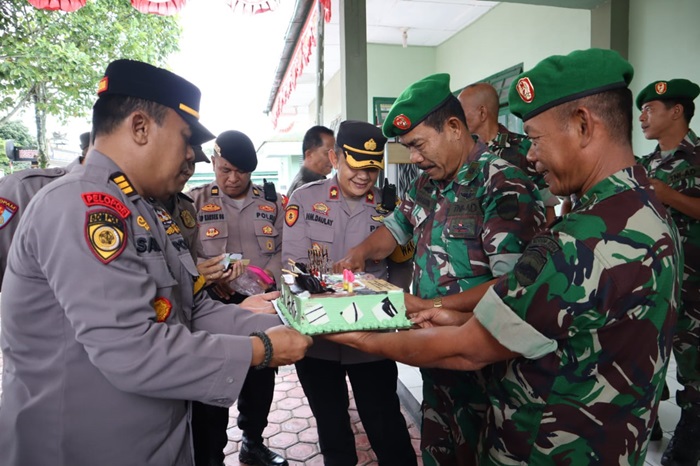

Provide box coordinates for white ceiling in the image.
[274,0,499,122]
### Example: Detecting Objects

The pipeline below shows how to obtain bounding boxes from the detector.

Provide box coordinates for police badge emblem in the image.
[86,210,127,264]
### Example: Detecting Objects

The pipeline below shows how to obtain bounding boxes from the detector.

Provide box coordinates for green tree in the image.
[0,0,182,167]
[0,120,36,172]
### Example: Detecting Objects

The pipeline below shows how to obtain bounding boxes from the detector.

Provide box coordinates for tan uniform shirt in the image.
[188,182,284,283]
[283,176,390,363]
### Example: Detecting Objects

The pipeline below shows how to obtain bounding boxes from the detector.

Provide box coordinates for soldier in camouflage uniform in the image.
[328,48,683,466]
[334,73,546,466]
[637,78,700,466]
[458,82,560,223]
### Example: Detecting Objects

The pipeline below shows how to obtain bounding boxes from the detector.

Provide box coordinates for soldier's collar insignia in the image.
[0,198,19,230]
[285,204,300,227]
[329,186,339,200]
[85,209,127,264]
[154,207,181,236]
[109,173,136,197]
[153,297,172,323]
[211,186,219,196]
[365,192,375,204]
[82,192,131,218]
[180,210,196,228]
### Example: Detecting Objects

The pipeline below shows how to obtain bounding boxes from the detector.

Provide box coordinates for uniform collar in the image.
[652,129,699,163]
[573,165,648,211]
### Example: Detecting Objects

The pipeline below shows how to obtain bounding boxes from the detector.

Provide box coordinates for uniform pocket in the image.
[254,220,279,256]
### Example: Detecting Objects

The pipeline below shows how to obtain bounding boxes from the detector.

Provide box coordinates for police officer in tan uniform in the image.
[0,131,90,290]
[188,131,287,466]
[282,120,416,466]
[0,59,311,466]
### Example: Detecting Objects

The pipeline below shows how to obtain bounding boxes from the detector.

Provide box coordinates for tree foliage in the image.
[0,0,182,165]
[0,120,36,147]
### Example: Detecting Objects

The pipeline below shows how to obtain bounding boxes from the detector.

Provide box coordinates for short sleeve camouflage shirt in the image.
[384,139,545,299]
[474,165,683,465]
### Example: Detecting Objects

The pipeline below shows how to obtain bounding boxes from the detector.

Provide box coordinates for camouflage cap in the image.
[382,73,453,138]
[508,48,634,122]
[214,130,257,173]
[636,78,700,110]
[337,120,387,170]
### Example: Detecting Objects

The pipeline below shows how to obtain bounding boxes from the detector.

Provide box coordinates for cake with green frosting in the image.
[275,273,412,336]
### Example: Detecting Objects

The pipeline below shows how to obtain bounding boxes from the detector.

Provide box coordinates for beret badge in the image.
[655,81,667,95]
[393,114,411,131]
[516,77,535,103]
[364,138,377,151]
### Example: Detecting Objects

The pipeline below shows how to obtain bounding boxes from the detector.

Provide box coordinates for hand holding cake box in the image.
[275,261,412,336]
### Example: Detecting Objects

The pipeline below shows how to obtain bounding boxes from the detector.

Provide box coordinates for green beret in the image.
[382,73,452,138]
[508,48,634,122]
[636,79,700,110]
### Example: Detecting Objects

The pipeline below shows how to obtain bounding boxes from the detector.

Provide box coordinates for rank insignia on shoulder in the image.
[329,187,339,200]
[201,203,221,212]
[365,192,375,204]
[252,187,261,197]
[153,296,172,322]
[285,205,299,227]
[82,192,131,218]
[205,227,220,238]
[109,173,136,197]
[86,210,127,264]
[180,210,196,228]
[211,186,219,196]
[0,198,19,230]
[137,216,151,231]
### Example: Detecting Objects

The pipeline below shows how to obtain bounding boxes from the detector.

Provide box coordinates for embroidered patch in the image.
[180,210,196,228]
[85,210,126,264]
[155,208,181,236]
[259,204,275,213]
[393,114,411,131]
[516,77,535,103]
[312,203,330,215]
[266,239,274,251]
[329,187,339,200]
[205,227,220,237]
[201,203,221,212]
[514,236,561,287]
[655,81,667,95]
[496,194,519,221]
[262,225,273,235]
[137,216,151,231]
[153,297,172,322]
[81,192,131,218]
[285,205,299,227]
[365,192,375,204]
[252,187,260,196]
[281,194,289,208]
[211,186,219,196]
[0,198,19,230]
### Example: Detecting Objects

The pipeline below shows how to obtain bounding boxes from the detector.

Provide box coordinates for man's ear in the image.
[446,116,464,141]
[575,106,595,148]
[329,147,340,168]
[672,103,684,121]
[130,111,150,146]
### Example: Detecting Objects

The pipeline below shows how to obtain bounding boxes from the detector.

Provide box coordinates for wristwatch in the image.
[433,296,443,308]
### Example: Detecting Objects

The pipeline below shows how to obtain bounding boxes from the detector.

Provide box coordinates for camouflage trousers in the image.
[419,368,488,466]
[674,290,700,410]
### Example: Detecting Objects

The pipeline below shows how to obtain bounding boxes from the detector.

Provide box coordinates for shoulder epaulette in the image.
[110,172,137,197]
[15,167,66,181]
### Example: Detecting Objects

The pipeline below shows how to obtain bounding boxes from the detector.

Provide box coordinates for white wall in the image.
[437,3,590,90]
[628,0,700,156]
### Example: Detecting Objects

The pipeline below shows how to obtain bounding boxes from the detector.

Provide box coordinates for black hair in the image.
[301,125,334,159]
[661,99,695,124]
[420,95,467,133]
[92,95,169,137]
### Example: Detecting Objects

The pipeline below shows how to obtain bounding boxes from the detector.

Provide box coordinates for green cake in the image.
[275,273,413,336]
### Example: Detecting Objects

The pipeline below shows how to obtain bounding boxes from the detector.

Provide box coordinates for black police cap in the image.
[214,130,257,173]
[337,120,387,170]
[97,59,215,146]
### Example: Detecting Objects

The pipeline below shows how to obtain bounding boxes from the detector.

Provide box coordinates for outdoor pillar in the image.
[591,0,630,59]
[339,0,368,121]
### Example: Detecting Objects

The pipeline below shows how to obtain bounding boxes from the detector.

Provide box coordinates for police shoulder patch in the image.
[285,205,299,227]
[85,209,127,264]
[514,235,561,287]
[153,296,172,322]
[0,197,19,230]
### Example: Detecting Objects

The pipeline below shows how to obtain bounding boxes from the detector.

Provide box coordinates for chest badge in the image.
[180,210,196,228]
[262,225,273,235]
[137,215,151,231]
[312,202,330,215]
[201,203,221,212]
[206,227,220,238]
